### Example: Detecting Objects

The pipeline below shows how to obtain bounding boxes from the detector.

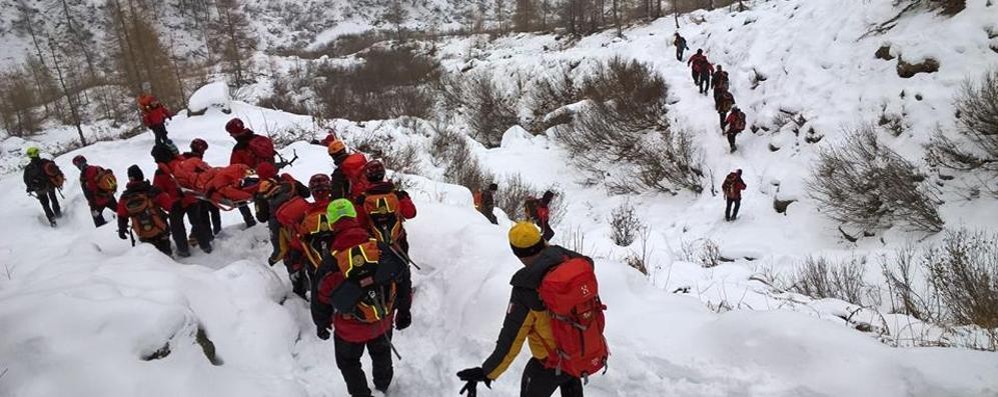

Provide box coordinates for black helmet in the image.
[72,155,87,169]
[190,138,208,154]
[365,160,386,182]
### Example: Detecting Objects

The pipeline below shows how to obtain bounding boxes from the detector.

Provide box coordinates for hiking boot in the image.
[49,218,57,227]
[243,218,257,229]
[177,249,192,258]
[188,234,199,247]
[267,251,282,266]
[201,244,213,254]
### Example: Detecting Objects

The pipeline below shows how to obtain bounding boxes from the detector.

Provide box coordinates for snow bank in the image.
[188,82,232,116]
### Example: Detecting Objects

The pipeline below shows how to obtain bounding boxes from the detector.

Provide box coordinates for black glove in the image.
[395,190,410,200]
[316,327,330,341]
[255,211,268,223]
[457,367,491,397]
[118,229,128,240]
[395,310,411,330]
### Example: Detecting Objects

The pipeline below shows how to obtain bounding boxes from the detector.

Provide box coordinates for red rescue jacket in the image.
[138,95,171,126]
[688,54,708,73]
[722,173,747,200]
[230,132,276,169]
[80,165,115,207]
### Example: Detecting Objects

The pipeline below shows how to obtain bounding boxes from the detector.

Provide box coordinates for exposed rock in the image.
[897,57,940,78]
[774,198,797,214]
[197,326,223,366]
[875,45,895,60]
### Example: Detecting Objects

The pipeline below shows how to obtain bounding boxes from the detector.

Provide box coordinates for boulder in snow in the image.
[187,82,232,116]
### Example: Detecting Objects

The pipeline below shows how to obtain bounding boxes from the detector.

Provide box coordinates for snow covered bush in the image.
[440,71,519,148]
[927,69,998,195]
[925,230,998,332]
[809,127,944,233]
[790,256,873,306]
[609,200,643,246]
[316,46,439,120]
[681,238,721,268]
[883,230,998,350]
[556,58,704,194]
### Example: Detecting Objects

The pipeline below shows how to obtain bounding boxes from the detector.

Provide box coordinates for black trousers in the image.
[691,69,699,84]
[521,358,583,397]
[238,204,256,227]
[719,111,728,130]
[334,333,394,397]
[169,203,190,254]
[90,197,118,227]
[725,198,742,221]
[208,205,222,235]
[267,216,281,261]
[698,71,712,94]
[726,131,739,153]
[676,48,684,61]
[186,201,213,251]
[142,235,173,256]
[150,123,169,145]
[35,188,61,221]
[480,207,498,224]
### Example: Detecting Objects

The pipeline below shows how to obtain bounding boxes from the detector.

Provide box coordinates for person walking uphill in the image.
[688,49,709,86]
[311,199,412,397]
[22,147,63,227]
[73,155,118,227]
[137,93,172,145]
[715,91,735,131]
[227,117,276,228]
[722,169,747,222]
[475,183,499,225]
[117,165,174,256]
[725,106,747,153]
[457,222,608,397]
[673,33,689,62]
[525,191,556,241]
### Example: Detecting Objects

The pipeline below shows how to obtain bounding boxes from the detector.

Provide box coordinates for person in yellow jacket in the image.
[456,222,589,397]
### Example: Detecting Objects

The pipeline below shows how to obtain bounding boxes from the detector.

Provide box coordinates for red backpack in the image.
[537,257,609,379]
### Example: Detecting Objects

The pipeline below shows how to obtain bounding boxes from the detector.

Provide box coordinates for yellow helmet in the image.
[25,147,40,158]
[509,221,545,258]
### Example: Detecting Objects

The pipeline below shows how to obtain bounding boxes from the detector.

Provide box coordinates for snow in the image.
[188,82,233,115]
[3,1,998,396]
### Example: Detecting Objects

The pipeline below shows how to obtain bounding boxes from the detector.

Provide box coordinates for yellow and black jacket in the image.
[482,246,590,380]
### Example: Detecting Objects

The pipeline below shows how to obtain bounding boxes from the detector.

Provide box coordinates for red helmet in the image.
[309,174,332,192]
[225,118,246,136]
[190,138,208,154]
[72,155,87,168]
[365,159,386,182]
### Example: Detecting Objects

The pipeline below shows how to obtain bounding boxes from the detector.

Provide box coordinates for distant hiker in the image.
[721,169,747,221]
[457,222,607,397]
[73,155,118,228]
[117,165,174,256]
[698,61,715,95]
[715,91,736,131]
[327,139,369,200]
[526,190,556,241]
[227,117,275,228]
[22,147,63,227]
[724,106,747,153]
[137,93,172,145]
[474,183,499,225]
[673,33,689,61]
[711,65,730,93]
[688,49,708,85]
[311,199,412,397]
[184,138,222,236]
[355,160,417,256]
[254,161,310,265]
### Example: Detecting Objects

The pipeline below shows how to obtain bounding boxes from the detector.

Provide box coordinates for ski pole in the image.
[387,244,421,271]
[56,188,65,199]
[129,229,136,247]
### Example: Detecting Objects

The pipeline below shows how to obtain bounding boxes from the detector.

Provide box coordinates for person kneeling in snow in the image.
[117,165,174,256]
[311,199,412,397]
[457,222,608,397]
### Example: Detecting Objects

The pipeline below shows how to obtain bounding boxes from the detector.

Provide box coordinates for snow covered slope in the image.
[1,102,998,397]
